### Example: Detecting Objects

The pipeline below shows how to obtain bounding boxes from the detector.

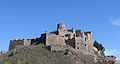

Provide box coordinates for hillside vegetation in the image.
[0,47,76,64]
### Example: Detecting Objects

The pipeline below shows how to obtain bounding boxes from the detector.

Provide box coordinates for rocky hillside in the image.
[0,46,118,64]
[0,46,77,64]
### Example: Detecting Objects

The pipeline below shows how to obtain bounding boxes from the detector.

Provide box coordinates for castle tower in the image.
[57,23,66,31]
[86,32,93,53]
[86,32,92,48]
[57,23,66,36]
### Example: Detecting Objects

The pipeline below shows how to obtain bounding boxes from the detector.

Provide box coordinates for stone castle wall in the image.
[9,39,31,50]
[46,33,65,46]
[9,23,93,54]
[75,37,86,50]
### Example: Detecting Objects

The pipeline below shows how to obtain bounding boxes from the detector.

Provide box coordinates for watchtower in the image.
[57,23,66,36]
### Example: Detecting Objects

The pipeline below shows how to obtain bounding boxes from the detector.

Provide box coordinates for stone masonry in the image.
[9,23,93,53]
[44,23,93,53]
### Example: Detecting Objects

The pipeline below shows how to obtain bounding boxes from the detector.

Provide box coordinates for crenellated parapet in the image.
[10,39,31,43]
[9,39,31,50]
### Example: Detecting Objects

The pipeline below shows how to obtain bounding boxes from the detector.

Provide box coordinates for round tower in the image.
[57,23,66,36]
[57,23,66,31]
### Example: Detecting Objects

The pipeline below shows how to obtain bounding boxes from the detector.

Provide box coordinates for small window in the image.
[85,37,87,41]
[111,55,114,57]
[85,44,87,46]
[77,47,79,49]
[77,43,79,44]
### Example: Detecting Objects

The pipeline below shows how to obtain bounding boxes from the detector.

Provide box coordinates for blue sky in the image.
[0,0,120,59]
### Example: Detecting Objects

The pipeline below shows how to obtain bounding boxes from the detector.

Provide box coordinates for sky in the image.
[0,0,120,59]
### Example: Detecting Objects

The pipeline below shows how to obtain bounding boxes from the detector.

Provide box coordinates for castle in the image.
[9,23,93,53]
[8,23,117,64]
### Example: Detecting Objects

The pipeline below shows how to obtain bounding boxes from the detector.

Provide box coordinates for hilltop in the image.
[0,23,117,64]
[0,45,117,64]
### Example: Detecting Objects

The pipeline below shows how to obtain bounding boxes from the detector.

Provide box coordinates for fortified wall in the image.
[9,39,31,50]
[9,23,93,53]
[9,38,42,50]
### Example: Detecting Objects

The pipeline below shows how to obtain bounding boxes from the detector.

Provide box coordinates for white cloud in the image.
[112,19,120,26]
[105,49,120,60]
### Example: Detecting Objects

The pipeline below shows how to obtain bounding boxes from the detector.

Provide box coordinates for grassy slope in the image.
[0,47,76,64]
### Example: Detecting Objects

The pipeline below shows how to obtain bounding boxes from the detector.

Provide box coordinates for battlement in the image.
[9,38,32,50]
[10,39,31,42]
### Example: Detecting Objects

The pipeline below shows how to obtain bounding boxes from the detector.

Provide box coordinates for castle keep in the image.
[9,23,93,53]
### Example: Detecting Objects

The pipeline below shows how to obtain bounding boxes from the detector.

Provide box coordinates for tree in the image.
[93,41,100,51]
[93,41,105,51]
[99,43,105,51]
[99,43,105,56]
